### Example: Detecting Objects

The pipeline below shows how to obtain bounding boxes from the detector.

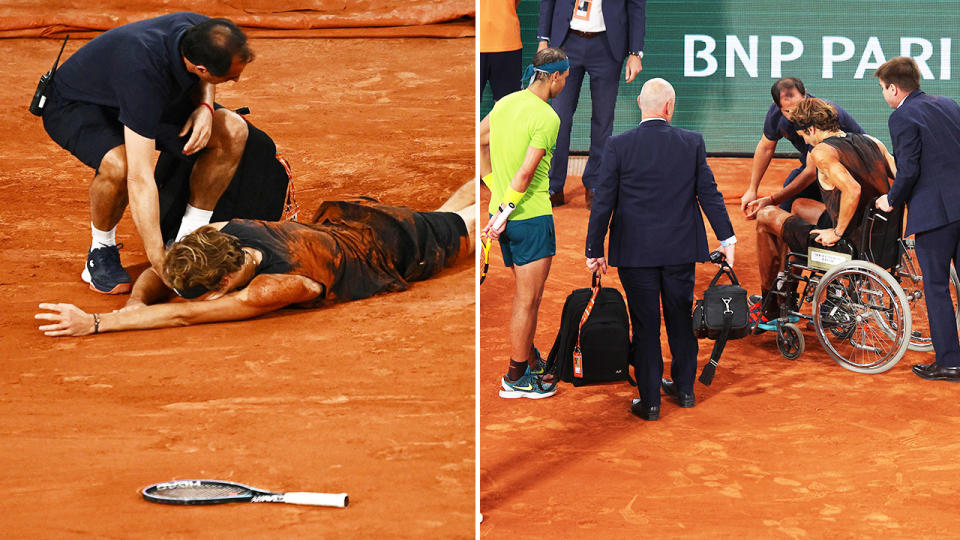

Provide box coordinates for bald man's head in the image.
[637,78,676,120]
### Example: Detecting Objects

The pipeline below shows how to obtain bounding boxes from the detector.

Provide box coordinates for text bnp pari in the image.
[683,35,953,79]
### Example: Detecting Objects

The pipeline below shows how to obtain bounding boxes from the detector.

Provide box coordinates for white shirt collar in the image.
[639,117,668,125]
[896,93,910,109]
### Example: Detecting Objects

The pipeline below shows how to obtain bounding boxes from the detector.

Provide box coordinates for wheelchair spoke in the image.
[813,262,911,374]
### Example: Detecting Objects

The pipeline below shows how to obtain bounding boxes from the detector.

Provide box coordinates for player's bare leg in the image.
[756,206,793,292]
[455,204,477,253]
[90,145,128,232]
[436,177,476,212]
[187,108,248,209]
[791,198,826,226]
[509,256,552,374]
[83,144,133,294]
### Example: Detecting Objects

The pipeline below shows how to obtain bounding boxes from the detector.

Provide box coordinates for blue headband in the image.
[521,59,570,87]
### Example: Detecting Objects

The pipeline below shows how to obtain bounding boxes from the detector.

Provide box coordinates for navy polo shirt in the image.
[762,95,864,164]
[54,12,208,140]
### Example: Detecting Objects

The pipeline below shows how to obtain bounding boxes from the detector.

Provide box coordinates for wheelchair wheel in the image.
[813,260,911,374]
[894,238,960,351]
[777,323,804,360]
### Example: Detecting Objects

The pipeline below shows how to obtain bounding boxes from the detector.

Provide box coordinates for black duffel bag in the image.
[693,251,748,386]
[545,273,635,387]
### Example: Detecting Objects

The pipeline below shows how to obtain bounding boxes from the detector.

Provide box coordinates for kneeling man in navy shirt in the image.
[42,13,254,294]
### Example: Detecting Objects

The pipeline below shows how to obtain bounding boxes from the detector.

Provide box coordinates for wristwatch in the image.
[629,50,644,58]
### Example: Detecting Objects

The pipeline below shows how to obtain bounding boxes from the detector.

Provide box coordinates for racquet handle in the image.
[283,492,349,507]
[490,202,515,231]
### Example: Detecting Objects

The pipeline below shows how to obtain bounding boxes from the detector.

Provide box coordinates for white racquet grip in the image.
[283,492,349,508]
[490,202,515,230]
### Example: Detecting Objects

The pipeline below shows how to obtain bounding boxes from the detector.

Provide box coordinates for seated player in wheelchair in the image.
[745,97,897,331]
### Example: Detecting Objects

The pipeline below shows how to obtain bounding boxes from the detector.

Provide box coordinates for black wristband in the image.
[93,313,101,334]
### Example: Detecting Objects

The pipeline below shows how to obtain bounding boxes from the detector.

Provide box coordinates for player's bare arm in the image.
[123,268,175,310]
[483,145,545,239]
[123,126,167,276]
[478,114,492,178]
[865,134,898,177]
[180,80,215,155]
[741,135,777,213]
[36,273,322,337]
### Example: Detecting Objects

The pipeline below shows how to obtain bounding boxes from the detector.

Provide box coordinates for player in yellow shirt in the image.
[479,47,568,399]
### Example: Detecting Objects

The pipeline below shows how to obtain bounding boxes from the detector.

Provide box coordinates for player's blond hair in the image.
[791,97,840,132]
[164,226,245,292]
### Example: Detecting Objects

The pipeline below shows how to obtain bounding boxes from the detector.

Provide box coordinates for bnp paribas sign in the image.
[683,35,953,80]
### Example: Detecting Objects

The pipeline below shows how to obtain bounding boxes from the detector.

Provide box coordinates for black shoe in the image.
[661,378,695,408]
[912,361,937,374]
[630,398,660,420]
[549,191,565,207]
[81,243,132,294]
[585,189,594,209]
[912,363,960,381]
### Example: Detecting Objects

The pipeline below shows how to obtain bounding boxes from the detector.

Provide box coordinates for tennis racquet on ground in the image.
[142,479,348,508]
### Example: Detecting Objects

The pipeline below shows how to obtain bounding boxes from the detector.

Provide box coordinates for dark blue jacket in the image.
[888,89,960,235]
[537,0,646,63]
[585,119,734,267]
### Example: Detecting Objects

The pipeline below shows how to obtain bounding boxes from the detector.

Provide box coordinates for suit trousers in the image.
[619,264,698,406]
[548,32,623,195]
[915,219,960,367]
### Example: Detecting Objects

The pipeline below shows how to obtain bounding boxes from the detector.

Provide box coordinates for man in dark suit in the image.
[537,0,646,207]
[585,79,736,420]
[875,57,960,382]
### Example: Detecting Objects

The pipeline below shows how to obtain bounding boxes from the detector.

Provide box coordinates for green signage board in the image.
[481,0,960,155]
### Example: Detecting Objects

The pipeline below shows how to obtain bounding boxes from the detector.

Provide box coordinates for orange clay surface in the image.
[480,161,960,537]
[0,37,474,537]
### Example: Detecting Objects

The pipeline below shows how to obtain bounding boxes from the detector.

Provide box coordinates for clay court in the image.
[0,4,475,537]
[480,161,960,537]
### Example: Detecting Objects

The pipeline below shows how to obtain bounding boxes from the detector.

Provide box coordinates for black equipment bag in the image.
[156,117,298,243]
[862,202,904,271]
[546,273,635,387]
[693,253,749,386]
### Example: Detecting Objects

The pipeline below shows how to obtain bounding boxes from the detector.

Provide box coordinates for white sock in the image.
[176,204,214,241]
[91,223,117,248]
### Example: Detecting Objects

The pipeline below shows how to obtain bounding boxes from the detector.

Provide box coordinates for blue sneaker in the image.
[524,347,550,376]
[81,243,132,294]
[499,372,557,399]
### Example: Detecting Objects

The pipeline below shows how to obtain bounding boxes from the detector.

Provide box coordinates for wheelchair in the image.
[761,198,960,374]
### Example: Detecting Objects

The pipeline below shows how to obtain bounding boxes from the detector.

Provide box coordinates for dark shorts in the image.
[498,214,556,267]
[480,49,522,102]
[42,83,209,171]
[778,165,824,211]
[409,210,470,280]
[782,211,834,253]
[309,200,469,295]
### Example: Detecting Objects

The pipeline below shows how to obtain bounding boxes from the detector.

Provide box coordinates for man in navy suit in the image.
[875,57,960,382]
[585,79,736,419]
[537,0,646,207]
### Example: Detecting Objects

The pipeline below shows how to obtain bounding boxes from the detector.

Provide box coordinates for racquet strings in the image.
[147,482,250,500]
